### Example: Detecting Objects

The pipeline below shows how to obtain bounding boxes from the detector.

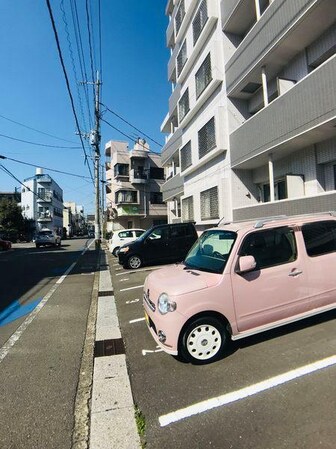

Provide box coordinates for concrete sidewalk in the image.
[72,248,141,449]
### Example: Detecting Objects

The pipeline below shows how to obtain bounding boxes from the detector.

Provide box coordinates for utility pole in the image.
[90,71,102,250]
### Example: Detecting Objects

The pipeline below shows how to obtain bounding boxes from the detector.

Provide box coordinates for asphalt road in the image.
[109,255,336,449]
[0,238,98,449]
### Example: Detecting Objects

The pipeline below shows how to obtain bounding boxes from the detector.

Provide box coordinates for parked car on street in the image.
[143,212,336,364]
[35,229,61,248]
[0,237,12,251]
[118,222,198,269]
[110,228,145,256]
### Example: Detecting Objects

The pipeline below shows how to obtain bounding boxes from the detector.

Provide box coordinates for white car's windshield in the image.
[184,230,236,274]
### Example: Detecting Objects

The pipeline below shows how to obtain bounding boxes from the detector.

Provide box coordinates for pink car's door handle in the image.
[288,269,303,277]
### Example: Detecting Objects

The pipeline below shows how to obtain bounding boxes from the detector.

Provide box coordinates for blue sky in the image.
[0,0,170,214]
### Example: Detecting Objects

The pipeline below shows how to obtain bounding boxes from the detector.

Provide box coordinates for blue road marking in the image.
[0,298,42,327]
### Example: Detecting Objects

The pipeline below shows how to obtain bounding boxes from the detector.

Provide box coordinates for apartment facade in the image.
[105,139,167,231]
[161,0,336,229]
[21,168,63,233]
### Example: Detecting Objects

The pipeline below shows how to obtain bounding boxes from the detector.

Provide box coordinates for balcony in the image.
[162,174,184,202]
[116,205,142,217]
[233,191,336,222]
[129,148,149,159]
[230,56,336,169]
[168,44,180,82]
[130,169,148,184]
[168,84,181,117]
[221,0,258,35]
[37,191,52,202]
[226,0,336,98]
[36,175,52,184]
[161,128,183,165]
[148,203,167,215]
[37,212,52,222]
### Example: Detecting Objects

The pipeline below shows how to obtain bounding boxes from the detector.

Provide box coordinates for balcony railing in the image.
[230,56,336,169]
[130,169,148,184]
[233,192,336,222]
[37,192,52,202]
[37,212,52,221]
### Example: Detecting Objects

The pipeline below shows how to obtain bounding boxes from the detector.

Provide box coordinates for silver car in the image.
[35,229,61,248]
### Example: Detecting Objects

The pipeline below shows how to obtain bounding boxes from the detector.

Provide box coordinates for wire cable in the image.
[0,132,81,149]
[45,0,94,184]
[0,113,78,144]
[101,103,164,148]
[0,153,92,180]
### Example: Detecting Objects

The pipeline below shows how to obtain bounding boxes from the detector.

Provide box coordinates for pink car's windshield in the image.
[184,230,237,274]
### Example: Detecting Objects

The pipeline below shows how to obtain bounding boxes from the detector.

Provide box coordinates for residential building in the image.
[21,168,63,233]
[0,190,21,203]
[64,202,86,236]
[161,0,336,229]
[105,139,167,231]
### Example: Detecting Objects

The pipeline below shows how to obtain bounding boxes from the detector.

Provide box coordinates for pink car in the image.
[143,212,336,364]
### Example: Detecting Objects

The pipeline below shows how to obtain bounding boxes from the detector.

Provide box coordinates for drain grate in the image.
[98,290,114,297]
[94,338,125,357]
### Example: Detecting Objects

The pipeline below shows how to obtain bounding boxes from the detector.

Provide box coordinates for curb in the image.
[71,247,141,449]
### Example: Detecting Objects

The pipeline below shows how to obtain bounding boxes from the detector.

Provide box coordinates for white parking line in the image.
[129,317,146,324]
[120,285,143,292]
[116,264,173,276]
[159,354,336,427]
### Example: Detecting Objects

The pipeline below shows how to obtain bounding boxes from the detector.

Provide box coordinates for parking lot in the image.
[108,253,336,449]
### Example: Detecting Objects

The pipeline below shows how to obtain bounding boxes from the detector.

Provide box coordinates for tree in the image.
[0,198,24,238]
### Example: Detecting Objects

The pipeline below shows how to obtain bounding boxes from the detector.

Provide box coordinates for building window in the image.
[175,0,185,36]
[201,187,219,220]
[177,40,187,77]
[178,88,190,123]
[198,117,216,159]
[115,190,137,204]
[114,163,129,177]
[193,0,208,45]
[182,196,194,221]
[149,167,165,180]
[150,192,163,204]
[180,141,192,172]
[195,53,212,99]
[334,165,336,189]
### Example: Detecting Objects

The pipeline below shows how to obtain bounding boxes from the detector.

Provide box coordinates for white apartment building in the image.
[21,168,63,233]
[105,139,167,231]
[64,202,86,236]
[161,0,336,229]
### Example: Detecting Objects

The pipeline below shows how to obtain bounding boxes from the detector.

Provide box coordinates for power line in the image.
[85,0,96,87]
[0,154,92,180]
[45,0,94,185]
[70,0,93,130]
[0,132,82,149]
[101,117,161,155]
[101,103,164,148]
[0,164,60,205]
[0,113,78,144]
[60,0,90,136]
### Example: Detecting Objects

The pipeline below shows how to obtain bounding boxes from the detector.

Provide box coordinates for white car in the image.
[109,229,145,256]
[35,229,61,248]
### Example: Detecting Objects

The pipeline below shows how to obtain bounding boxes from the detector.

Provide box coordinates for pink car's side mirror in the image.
[237,255,257,273]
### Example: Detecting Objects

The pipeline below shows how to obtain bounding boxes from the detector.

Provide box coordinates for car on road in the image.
[109,228,145,256]
[118,222,198,269]
[0,237,12,251]
[143,212,336,364]
[35,229,61,248]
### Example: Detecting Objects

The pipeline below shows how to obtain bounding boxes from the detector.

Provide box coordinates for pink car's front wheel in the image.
[179,316,228,364]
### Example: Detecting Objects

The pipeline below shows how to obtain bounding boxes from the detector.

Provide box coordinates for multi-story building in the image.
[63,202,86,236]
[161,0,336,229]
[21,168,63,233]
[105,138,167,231]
